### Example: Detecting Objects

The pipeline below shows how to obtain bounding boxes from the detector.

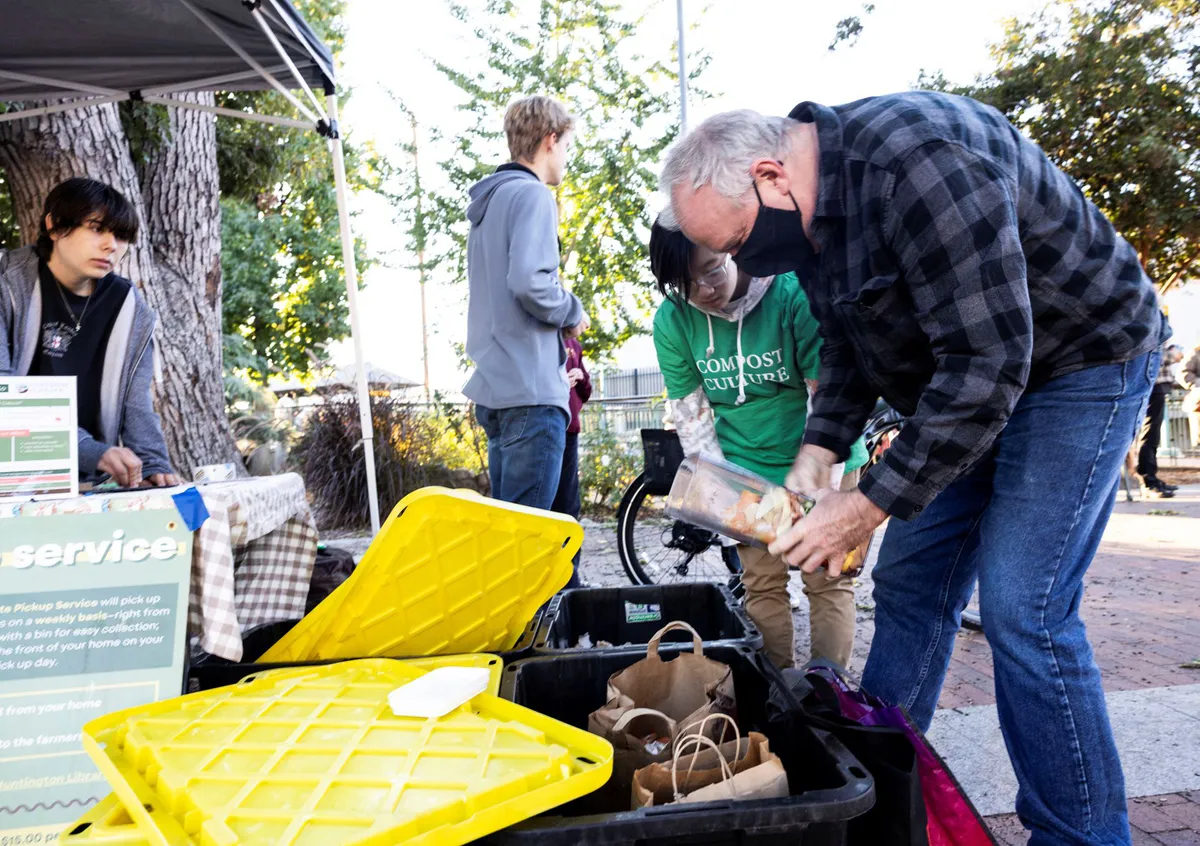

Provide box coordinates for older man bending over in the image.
[660,92,1166,846]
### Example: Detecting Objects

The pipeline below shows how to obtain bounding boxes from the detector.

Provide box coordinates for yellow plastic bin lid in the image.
[234,654,506,694]
[82,658,612,846]
[261,488,582,662]
[63,657,505,845]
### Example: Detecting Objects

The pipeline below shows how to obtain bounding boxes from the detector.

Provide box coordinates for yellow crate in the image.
[63,658,505,845]
[261,488,582,662]
[82,658,612,846]
[232,655,506,694]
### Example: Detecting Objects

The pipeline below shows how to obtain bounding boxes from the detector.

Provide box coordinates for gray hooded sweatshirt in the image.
[462,167,583,415]
[0,246,173,479]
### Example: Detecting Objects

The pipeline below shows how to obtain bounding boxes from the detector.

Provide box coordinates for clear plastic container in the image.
[665,455,870,576]
[665,455,815,550]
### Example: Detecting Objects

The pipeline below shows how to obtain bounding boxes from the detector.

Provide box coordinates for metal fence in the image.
[1162,394,1199,460]
[579,399,664,440]
[595,367,665,400]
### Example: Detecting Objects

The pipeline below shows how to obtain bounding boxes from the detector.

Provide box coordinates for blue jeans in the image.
[475,405,567,512]
[551,431,582,588]
[862,350,1158,846]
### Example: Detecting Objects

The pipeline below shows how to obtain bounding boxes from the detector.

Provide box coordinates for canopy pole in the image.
[141,95,316,130]
[248,5,327,118]
[265,0,336,89]
[0,69,119,97]
[174,0,320,124]
[141,65,295,97]
[0,94,129,123]
[327,91,381,534]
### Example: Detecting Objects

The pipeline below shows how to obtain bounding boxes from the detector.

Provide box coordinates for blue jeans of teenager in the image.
[475,405,566,512]
[862,349,1159,846]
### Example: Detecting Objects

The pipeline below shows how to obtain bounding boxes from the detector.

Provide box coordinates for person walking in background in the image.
[463,95,590,509]
[1137,341,1183,497]
[648,217,869,670]
[1183,344,1200,449]
[551,331,592,587]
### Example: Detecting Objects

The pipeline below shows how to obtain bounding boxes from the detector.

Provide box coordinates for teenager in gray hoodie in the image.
[465,96,590,510]
[0,178,177,488]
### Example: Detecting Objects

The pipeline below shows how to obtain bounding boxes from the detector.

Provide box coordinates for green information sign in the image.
[0,501,191,841]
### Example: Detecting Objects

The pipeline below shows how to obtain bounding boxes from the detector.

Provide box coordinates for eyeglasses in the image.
[691,255,731,291]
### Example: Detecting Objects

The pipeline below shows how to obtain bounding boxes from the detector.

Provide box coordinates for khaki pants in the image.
[739,545,855,669]
[738,471,860,669]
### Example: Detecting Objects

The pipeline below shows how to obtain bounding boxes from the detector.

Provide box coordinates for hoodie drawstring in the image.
[735,313,746,406]
[705,314,715,357]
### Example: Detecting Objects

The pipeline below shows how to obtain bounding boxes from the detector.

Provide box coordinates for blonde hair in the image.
[504,95,574,162]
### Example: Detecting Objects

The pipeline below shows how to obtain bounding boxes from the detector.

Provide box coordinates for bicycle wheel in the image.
[616,472,741,586]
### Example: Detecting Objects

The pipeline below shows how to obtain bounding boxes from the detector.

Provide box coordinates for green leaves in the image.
[427,0,703,362]
[942,0,1200,292]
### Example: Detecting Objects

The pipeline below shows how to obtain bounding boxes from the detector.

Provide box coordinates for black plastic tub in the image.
[485,645,875,845]
[187,612,542,692]
[533,583,761,655]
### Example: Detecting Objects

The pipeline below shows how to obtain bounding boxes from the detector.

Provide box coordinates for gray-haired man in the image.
[660,92,1167,846]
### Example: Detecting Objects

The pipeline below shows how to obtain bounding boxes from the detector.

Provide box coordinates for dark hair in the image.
[648,217,695,303]
[36,178,139,261]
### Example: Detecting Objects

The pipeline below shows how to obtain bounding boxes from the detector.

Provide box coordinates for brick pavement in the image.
[939,487,1200,711]
[988,794,1200,845]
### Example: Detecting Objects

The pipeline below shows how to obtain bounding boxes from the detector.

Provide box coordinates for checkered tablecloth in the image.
[189,474,318,661]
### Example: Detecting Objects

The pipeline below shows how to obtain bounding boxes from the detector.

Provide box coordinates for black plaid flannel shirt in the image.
[793,93,1167,520]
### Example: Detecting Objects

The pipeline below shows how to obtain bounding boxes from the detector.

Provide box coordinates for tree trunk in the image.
[0,99,241,477]
[133,93,242,475]
[0,101,155,284]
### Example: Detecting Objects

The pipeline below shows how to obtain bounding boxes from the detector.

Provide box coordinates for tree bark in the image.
[0,99,241,477]
[0,101,155,284]
[133,93,242,475]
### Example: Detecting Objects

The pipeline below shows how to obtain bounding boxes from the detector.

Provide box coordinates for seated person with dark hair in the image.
[0,177,178,487]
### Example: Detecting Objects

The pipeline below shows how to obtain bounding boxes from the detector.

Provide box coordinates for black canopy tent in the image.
[0,0,382,531]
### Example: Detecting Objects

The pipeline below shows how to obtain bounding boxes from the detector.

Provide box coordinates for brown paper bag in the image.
[587,622,737,806]
[632,718,789,808]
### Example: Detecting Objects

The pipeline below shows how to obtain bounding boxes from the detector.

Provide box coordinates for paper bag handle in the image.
[648,621,704,661]
[612,707,678,736]
[671,734,737,801]
[679,712,740,749]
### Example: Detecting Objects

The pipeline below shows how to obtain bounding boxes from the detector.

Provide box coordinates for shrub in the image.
[292,397,484,530]
[578,427,641,515]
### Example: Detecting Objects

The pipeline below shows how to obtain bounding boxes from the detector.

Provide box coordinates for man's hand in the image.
[768,488,887,577]
[148,473,181,488]
[566,312,591,338]
[567,367,585,388]
[98,447,143,487]
[785,444,840,496]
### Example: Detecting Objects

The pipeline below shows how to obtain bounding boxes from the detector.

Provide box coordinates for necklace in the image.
[56,280,94,332]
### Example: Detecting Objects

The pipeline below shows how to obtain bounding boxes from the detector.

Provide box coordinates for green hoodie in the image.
[653,272,867,486]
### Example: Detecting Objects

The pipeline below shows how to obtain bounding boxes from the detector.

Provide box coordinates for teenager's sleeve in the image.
[653,308,700,400]
[506,184,583,328]
[575,344,593,404]
[120,340,174,477]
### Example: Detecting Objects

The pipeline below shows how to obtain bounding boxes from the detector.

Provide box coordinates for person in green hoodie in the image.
[649,214,868,669]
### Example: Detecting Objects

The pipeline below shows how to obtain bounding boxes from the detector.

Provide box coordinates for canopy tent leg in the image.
[327,91,381,534]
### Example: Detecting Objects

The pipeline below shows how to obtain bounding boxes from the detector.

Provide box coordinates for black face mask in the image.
[733,182,817,279]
